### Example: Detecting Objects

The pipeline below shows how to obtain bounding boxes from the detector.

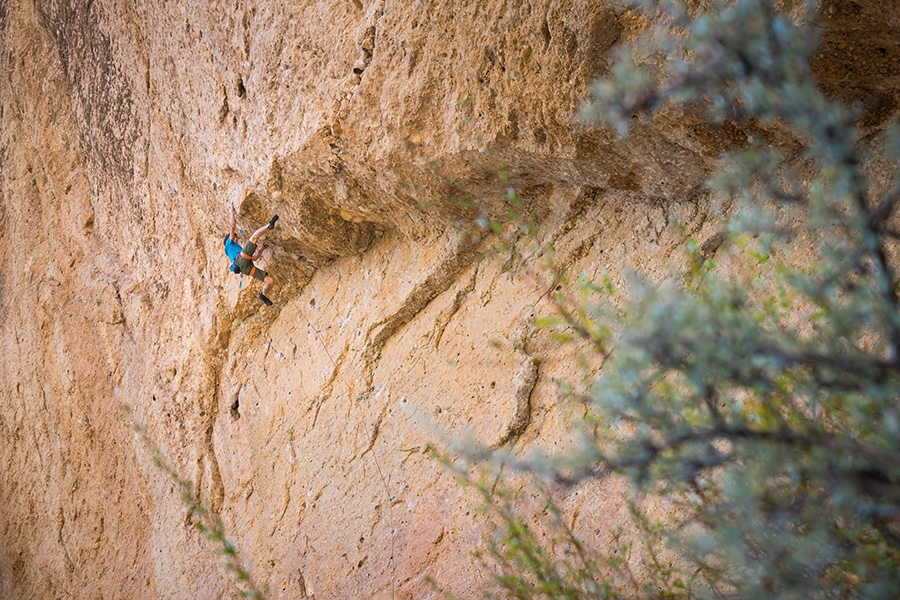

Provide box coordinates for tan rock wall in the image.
[1,0,897,598]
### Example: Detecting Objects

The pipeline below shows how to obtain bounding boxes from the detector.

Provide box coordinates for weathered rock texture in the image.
[1,0,897,598]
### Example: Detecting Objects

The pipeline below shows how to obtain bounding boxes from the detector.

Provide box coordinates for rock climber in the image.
[224,202,279,306]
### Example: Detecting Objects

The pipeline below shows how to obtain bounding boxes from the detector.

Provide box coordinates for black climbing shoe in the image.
[268,214,279,229]
[258,293,273,306]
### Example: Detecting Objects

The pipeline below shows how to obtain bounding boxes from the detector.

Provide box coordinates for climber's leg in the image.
[261,275,274,295]
[256,275,275,306]
[249,215,278,244]
[249,225,269,244]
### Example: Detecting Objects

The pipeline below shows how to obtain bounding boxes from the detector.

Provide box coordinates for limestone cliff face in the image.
[1,1,897,598]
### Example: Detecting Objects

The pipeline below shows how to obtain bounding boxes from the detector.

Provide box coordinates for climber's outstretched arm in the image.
[229,204,238,242]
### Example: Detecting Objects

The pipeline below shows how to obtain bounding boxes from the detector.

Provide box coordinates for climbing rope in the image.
[254,252,397,600]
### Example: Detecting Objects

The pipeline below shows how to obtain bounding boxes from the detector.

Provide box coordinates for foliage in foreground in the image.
[457,0,900,598]
[124,406,268,599]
